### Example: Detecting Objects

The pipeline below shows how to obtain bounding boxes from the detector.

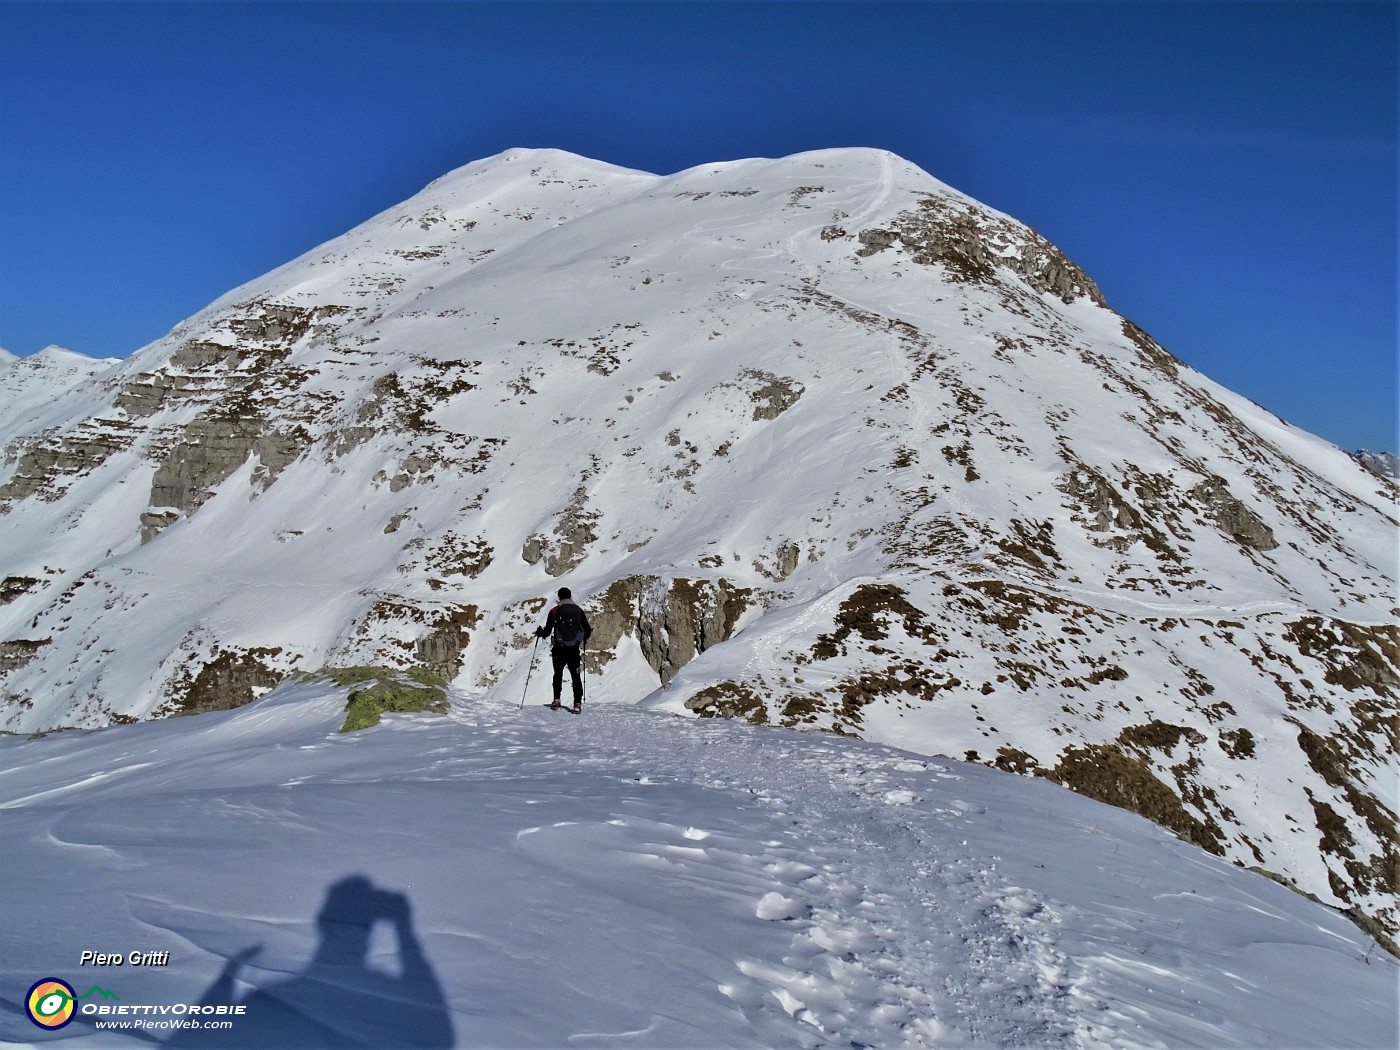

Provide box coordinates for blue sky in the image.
[1,1,1395,452]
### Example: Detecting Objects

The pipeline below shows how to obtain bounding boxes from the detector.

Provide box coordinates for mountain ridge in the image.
[1,146,1395,939]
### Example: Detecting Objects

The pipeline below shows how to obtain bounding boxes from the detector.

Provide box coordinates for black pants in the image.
[551,646,583,702]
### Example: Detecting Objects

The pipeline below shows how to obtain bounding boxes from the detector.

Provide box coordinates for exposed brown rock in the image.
[0,418,140,507]
[1285,618,1400,696]
[856,195,1105,303]
[586,575,754,684]
[1189,476,1278,551]
[1058,467,1142,535]
[0,639,51,675]
[533,488,601,577]
[685,680,768,723]
[167,647,285,716]
[0,577,41,605]
[343,596,481,682]
[1042,742,1226,855]
[736,370,804,421]
[812,583,936,660]
[415,604,483,680]
[141,410,275,542]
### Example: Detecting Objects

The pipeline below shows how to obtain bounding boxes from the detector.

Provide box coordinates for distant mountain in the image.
[1355,449,1400,480]
[0,344,120,432]
[1,147,1395,940]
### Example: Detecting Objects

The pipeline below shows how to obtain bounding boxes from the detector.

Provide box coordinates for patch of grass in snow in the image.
[316,666,387,687]
[1043,742,1226,856]
[303,666,448,732]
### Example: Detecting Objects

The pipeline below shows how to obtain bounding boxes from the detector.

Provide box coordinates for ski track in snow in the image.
[503,694,1395,1050]
[476,691,1066,1047]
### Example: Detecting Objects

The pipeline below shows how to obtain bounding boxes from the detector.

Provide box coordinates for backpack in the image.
[553,603,586,647]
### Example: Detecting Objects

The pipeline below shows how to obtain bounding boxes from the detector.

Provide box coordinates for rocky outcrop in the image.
[1058,466,1143,539]
[140,410,311,542]
[424,534,494,586]
[587,576,756,684]
[0,577,41,605]
[855,195,1105,305]
[685,680,768,723]
[856,206,995,285]
[1189,475,1278,551]
[522,487,601,577]
[1120,319,1182,376]
[144,413,264,537]
[1040,740,1226,855]
[338,596,482,682]
[1353,450,1399,480]
[113,341,243,418]
[414,604,483,680]
[139,509,181,545]
[739,370,804,421]
[777,541,802,579]
[2,302,333,529]
[0,418,140,508]
[856,228,899,256]
[0,639,51,675]
[114,303,343,419]
[1284,618,1400,698]
[160,646,285,716]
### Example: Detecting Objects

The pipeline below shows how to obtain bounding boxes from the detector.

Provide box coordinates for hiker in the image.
[536,587,592,712]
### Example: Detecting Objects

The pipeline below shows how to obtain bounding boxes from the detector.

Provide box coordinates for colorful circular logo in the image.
[26,978,76,1029]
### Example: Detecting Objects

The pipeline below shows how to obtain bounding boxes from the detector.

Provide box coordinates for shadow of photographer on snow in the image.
[169,875,453,1048]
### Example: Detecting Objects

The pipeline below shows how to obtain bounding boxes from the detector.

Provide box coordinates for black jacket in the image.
[536,599,592,649]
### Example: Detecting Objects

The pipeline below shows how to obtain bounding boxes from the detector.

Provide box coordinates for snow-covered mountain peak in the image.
[473,144,661,176]
[5,343,114,366]
[32,343,80,359]
[0,344,121,434]
[1,147,1395,946]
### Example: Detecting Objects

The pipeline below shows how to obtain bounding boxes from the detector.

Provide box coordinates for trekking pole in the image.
[519,636,540,709]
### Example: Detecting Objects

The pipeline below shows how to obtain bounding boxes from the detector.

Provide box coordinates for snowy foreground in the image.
[2,682,1395,1049]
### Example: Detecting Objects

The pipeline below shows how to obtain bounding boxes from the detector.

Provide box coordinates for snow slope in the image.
[0,147,1395,938]
[2,681,1395,1049]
